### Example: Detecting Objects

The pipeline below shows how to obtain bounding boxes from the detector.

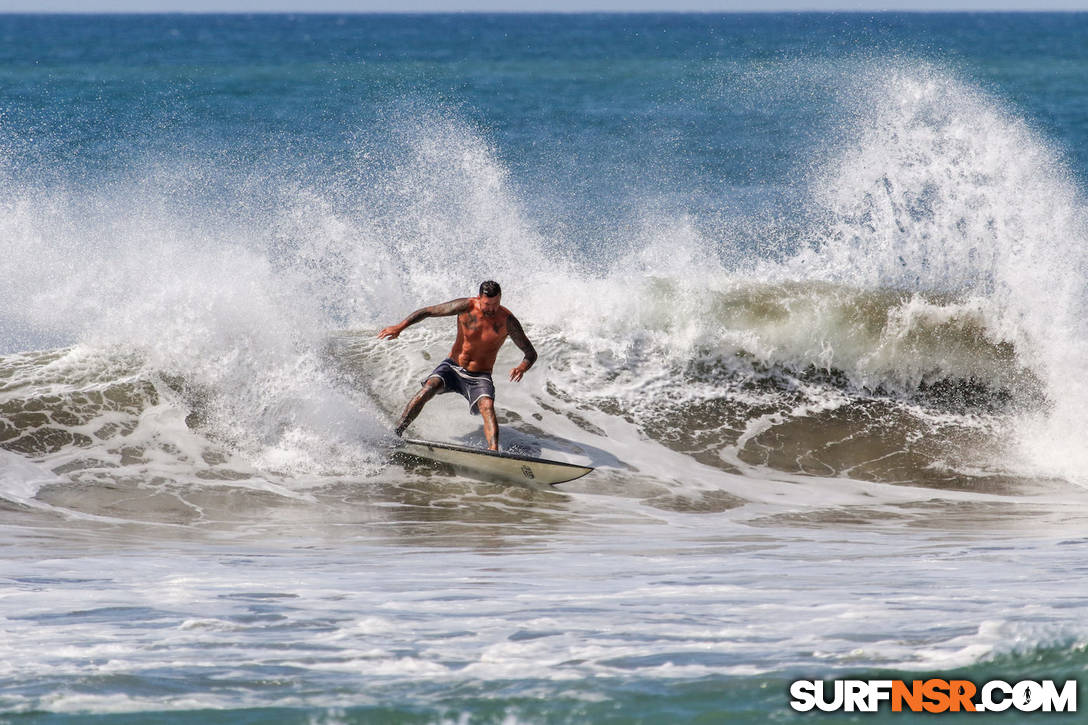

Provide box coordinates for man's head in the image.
[478,280,502,314]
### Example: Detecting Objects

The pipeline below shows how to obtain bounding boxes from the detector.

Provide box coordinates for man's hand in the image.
[509,362,529,382]
[507,316,536,383]
[377,324,403,340]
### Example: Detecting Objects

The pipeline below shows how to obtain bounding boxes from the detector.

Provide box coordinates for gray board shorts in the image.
[424,359,495,415]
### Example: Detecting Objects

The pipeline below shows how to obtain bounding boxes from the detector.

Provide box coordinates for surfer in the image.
[377,280,537,451]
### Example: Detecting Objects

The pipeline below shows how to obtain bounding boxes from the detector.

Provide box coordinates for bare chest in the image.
[459,311,508,345]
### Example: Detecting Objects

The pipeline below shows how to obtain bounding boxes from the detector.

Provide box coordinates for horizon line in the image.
[2,8,1087,13]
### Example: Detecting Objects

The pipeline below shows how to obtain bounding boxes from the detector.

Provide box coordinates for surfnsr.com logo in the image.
[789,679,1078,713]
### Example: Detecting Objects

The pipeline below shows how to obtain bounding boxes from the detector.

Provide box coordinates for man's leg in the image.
[395,377,443,436]
[477,397,498,450]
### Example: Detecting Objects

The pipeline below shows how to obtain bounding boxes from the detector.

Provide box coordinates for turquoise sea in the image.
[2,12,1088,723]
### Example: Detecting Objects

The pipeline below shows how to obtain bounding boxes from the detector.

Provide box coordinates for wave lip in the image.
[783,66,1088,483]
[697,281,1032,400]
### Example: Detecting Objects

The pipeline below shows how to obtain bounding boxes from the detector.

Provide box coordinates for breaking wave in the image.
[2,62,1087,518]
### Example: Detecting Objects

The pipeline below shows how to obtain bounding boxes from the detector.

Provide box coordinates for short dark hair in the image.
[479,280,501,297]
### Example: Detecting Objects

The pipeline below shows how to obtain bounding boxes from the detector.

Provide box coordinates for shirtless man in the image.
[377,280,537,450]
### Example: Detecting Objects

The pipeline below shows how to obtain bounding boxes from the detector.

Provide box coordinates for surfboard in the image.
[394,438,593,488]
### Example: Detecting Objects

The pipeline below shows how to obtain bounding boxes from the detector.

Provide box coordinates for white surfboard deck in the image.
[395,438,593,488]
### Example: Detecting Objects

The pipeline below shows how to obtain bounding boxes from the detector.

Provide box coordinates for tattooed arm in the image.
[506,315,537,382]
[377,298,472,340]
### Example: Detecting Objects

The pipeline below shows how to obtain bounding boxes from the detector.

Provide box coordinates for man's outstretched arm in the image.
[378,298,471,340]
[507,315,537,382]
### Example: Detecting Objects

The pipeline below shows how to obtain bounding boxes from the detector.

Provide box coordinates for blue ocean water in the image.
[2,12,1088,723]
